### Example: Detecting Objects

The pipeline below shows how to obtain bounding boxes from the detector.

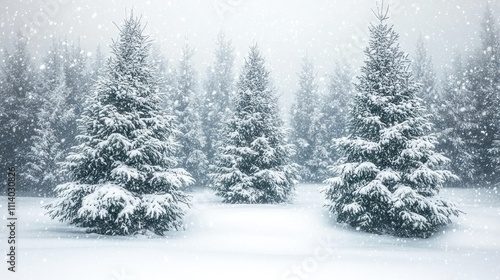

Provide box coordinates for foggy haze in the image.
[1,0,498,109]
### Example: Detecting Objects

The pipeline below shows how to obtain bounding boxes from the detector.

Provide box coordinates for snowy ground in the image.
[1,184,499,280]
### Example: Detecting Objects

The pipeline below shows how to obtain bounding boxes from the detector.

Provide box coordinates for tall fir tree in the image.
[412,35,438,115]
[27,71,74,195]
[290,56,322,182]
[89,44,106,86]
[149,44,175,109]
[0,32,37,172]
[434,54,476,185]
[63,39,89,115]
[317,62,355,175]
[45,14,193,235]
[212,45,299,204]
[26,40,77,194]
[464,5,500,185]
[62,40,90,154]
[202,31,235,163]
[173,43,209,186]
[322,7,461,238]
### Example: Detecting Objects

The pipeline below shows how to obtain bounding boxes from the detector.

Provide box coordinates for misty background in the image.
[1,0,499,112]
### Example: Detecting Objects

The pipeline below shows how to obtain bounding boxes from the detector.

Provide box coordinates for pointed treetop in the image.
[372,1,390,23]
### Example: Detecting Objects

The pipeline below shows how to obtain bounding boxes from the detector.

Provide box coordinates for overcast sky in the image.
[1,0,498,110]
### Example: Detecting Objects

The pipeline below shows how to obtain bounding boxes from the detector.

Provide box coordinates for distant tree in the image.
[318,62,354,174]
[45,14,193,235]
[464,5,500,185]
[434,54,476,186]
[25,41,77,194]
[412,35,437,114]
[173,43,209,186]
[89,44,106,85]
[63,39,89,115]
[290,56,322,182]
[212,45,299,204]
[27,71,74,195]
[0,32,37,172]
[202,31,235,164]
[323,7,461,238]
[149,44,176,110]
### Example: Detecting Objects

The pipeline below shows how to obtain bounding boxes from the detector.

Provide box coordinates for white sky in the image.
[1,0,498,111]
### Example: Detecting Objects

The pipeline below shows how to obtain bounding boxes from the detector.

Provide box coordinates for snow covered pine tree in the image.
[172,43,209,186]
[45,14,193,235]
[322,6,461,238]
[212,45,299,204]
[290,56,322,182]
[203,31,235,163]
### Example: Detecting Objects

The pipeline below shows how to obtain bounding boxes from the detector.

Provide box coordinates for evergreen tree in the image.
[89,44,106,85]
[202,31,235,163]
[0,32,37,170]
[149,44,176,110]
[26,40,77,194]
[173,43,209,186]
[465,5,500,185]
[434,54,476,185]
[290,56,321,182]
[62,40,90,153]
[212,45,299,204]
[322,7,461,238]
[412,35,437,114]
[63,39,89,115]
[317,62,355,177]
[27,71,74,195]
[45,14,193,236]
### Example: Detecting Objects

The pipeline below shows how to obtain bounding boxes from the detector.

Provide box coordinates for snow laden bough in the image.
[45,14,193,235]
[211,45,299,204]
[322,5,462,238]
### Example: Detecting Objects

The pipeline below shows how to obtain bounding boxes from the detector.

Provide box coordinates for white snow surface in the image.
[1,184,499,280]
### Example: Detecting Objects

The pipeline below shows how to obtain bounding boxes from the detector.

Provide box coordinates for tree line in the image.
[0,5,497,237]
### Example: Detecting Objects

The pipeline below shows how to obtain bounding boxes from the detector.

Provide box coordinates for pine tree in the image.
[465,5,500,185]
[45,14,193,236]
[202,31,235,163]
[317,62,355,177]
[27,71,74,195]
[149,44,176,109]
[322,7,461,238]
[290,56,321,182]
[63,39,89,115]
[173,43,209,186]
[26,41,77,194]
[212,45,299,204]
[412,35,437,114]
[434,54,476,185]
[89,44,105,85]
[0,32,37,170]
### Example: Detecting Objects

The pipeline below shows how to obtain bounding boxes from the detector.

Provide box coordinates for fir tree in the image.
[63,39,89,115]
[0,32,37,170]
[45,14,193,236]
[290,56,321,182]
[317,62,355,178]
[322,6,461,238]
[26,40,77,194]
[412,35,437,114]
[149,44,176,110]
[202,31,235,163]
[434,54,476,185]
[173,43,209,186]
[465,5,500,185]
[212,45,299,204]
[27,71,74,195]
[89,44,105,85]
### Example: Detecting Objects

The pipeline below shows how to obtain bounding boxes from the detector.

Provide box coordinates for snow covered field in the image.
[1,184,499,280]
